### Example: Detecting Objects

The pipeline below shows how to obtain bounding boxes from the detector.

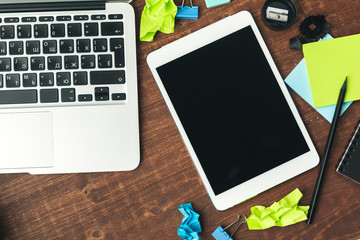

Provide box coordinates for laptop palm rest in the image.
[0,112,54,170]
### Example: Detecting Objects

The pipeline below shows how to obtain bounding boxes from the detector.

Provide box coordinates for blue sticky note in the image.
[178,203,202,240]
[284,34,352,123]
[212,226,232,240]
[205,0,230,8]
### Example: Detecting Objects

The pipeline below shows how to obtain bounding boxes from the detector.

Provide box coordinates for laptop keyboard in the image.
[0,12,127,107]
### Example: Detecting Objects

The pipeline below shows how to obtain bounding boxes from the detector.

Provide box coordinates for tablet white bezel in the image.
[147,11,319,210]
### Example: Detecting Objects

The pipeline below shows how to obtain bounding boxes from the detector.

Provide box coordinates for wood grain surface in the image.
[1,0,360,239]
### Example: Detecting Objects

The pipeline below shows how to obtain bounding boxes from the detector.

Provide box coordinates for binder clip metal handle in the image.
[176,0,199,20]
[212,213,247,240]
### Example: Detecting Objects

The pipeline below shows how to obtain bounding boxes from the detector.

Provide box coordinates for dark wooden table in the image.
[1,0,360,239]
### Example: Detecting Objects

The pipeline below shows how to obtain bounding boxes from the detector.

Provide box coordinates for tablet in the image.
[147,11,319,210]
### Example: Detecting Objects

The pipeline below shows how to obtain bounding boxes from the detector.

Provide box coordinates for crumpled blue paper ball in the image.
[178,203,202,240]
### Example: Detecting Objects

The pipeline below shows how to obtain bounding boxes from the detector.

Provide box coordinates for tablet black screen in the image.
[156,26,309,195]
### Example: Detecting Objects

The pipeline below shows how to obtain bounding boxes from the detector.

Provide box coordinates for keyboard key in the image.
[101,22,123,36]
[84,23,98,36]
[6,74,20,87]
[9,41,23,55]
[47,56,62,70]
[14,57,28,71]
[109,14,123,20]
[78,94,92,102]
[0,42,6,55]
[23,73,37,87]
[73,71,87,85]
[74,15,89,21]
[60,39,74,53]
[90,70,125,85]
[40,73,54,86]
[1,26,15,39]
[61,88,76,102]
[93,38,107,52]
[17,25,32,38]
[40,89,58,103]
[26,41,40,54]
[39,16,54,22]
[114,50,125,68]
[30,57,45,70]
[98,54,112,68]
[110,38,124,67]
[4,17,19,23]
[112,93,126,100]
[110,38,123,51]
[34,24,48,38]
[0,58,11,71]
[91,15,106,20]
[0,75,3,88]
[0,89,37,104]
[95,87,109,101]
[65,55,79,69]
[77,39,91,52]
[43,40,57,54]
[68,23,82,37]
[57,16,71,21]
[81,55,95,69]
[51,24,65,37]
[22,17,36,22]
[57,72,71,86]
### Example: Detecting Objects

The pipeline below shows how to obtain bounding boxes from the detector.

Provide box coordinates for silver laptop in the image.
[0,0,140,174]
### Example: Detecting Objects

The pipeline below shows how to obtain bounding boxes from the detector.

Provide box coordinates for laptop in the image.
[0,0,140,174]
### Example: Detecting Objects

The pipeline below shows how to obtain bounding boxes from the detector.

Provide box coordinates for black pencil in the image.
[306,77,347,224]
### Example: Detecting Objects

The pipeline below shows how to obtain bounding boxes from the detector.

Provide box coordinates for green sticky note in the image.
[246,188,308,230]
[140,0,177,42]
[303,34,360,107]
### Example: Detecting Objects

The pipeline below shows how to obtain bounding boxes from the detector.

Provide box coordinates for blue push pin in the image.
[212,213,246,240]
[176,0,198,20]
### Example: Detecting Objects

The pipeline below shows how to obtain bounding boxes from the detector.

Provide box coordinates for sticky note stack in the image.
[284,34,352,123]
[303,33,360,108]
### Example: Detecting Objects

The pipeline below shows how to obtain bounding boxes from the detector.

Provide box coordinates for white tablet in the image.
[147,11,319,210]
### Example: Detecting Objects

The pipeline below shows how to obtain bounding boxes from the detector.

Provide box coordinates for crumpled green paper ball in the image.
[140,0,177,41]
[246,188,309,230]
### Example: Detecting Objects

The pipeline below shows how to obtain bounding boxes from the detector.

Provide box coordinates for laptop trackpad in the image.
[0,112,54,169]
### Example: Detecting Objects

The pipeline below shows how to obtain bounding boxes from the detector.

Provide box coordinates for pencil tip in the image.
[343,77,347,89]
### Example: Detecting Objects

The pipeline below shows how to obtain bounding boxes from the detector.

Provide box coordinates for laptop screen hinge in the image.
[0,1,105,13]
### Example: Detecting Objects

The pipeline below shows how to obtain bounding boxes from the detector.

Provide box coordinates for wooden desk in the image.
[1,0,360,239]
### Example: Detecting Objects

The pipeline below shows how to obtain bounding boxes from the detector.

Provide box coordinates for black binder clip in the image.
[212,213,247,240]
[176,0,199,20]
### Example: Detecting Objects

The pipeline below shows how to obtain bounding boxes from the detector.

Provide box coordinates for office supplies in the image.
[261,0,297,30]
[147,11,319,210]
[178,203,202,240]
[266,7,288,22]
[336,121,360,184]
[212,213,246,240]
[285,34,352,123]
[140,0,177,41]
[303,34,360,107]
[176,0,198,20]
[212,189,308,239]
[247,188,308,229]
[0,0,140,174]
[307,78,347,224]
[205,0,230,8]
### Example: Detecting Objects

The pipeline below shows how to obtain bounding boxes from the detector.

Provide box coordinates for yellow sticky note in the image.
[246,188,308,230]
[303,34,360,107]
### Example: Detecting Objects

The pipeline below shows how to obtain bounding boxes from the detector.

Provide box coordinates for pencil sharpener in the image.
[261,0,297,30]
